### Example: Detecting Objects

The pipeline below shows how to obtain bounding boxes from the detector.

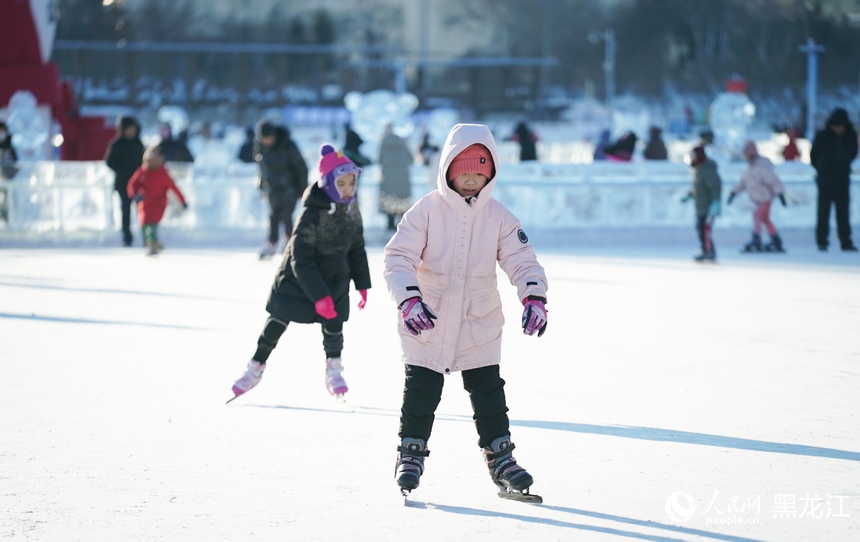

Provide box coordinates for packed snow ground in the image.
[1,232,859,542]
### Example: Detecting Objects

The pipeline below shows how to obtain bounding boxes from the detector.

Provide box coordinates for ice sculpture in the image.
[424,108,460,148]
[709,77,755,161]
[344,90,419,148]
[6,90,50,160]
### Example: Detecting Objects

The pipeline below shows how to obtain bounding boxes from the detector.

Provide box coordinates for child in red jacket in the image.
[128,146,188,255]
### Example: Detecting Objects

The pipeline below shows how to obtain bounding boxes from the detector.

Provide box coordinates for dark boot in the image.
[395,438,429,490]
[482,435,533,491]
[765,233,786,253]
[742,233,763,253]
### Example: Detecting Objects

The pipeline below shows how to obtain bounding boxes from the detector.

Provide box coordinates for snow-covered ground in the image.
[1,234,859,541]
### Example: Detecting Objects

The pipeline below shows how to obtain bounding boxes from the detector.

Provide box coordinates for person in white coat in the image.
[727,140,787,252]
[383,124,549,497]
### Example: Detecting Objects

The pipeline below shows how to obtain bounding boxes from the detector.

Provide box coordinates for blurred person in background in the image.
[781,129,800,162]
[728,140,787,253]
[156,123,194,163]
[604,131,638,162]
[378,124,414,231]
[238,127,255,163]
[256,120,309,259]
[510,121,538,162]
[686,145,722,262]
[127,146,188,256]
[105,116,144,247]
[643,126,668,160]
[810,108,858,252]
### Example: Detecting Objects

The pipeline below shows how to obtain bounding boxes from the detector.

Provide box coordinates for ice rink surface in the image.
[1,231,859,541]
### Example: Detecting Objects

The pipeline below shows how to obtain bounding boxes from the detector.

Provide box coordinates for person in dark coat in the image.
[343,123,371,167]
[511,121,538,162]
[688,145,722,262]
[237,127,255,163]
[643,126,668,160]
[256,121,309,258]
[156,123,194,163]
[229,144,371,402]
[810,108,858,251]
[105,116,144,246]
[605,131,638,162]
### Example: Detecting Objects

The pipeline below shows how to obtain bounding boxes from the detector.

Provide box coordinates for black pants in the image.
[816,183,853,248]
[252,317,344,362]
[695,215,715,255]
[269,192,298,244]
[399,364,510,448]
[116,187,133,245]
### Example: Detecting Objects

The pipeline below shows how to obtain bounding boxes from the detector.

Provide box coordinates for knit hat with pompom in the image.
[318,144,361,204]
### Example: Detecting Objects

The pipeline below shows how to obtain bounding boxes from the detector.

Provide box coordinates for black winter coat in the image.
[105,121,144,192]
[810,128,858,187]
[256,127,309,206]
[265,183,371,324]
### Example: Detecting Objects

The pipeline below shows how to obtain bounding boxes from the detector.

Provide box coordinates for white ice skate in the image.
[227,359,266,404]
[325,357,348,399]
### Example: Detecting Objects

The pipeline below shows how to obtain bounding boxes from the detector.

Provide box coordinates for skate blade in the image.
[498,488,543,504]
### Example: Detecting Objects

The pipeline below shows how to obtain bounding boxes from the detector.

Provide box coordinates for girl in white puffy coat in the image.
[728,140,788,252]
[383,124,548,498]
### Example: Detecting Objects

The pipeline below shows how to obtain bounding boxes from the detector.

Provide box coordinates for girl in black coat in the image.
[230,144,372,402]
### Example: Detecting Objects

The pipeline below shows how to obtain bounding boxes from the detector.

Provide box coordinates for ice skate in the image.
[395,437,429,497]
[259,242,277,260]
[483,435,542,503]
[227,359,266,404]
[741,233,763,253]
[325,357,348,398]
[763,233,786,253]
[145,240,158,257]
[693,251,716,263]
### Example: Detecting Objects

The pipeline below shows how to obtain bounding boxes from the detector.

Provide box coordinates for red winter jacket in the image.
[127,165,186,225]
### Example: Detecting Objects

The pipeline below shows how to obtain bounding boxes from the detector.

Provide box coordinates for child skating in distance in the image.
[383,124,549,500]
[229,145,371,402]
[127,146,188,256]
[686,145,722,263]
[728,140,788,253]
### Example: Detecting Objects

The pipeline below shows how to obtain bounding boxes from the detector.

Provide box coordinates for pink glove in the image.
[314,296,338,319]
[522,296,547,337]
[400,297,437,336]
[358,289,368,310]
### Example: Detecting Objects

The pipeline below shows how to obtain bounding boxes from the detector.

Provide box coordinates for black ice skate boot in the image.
[764,233,786,253]
[482,435,534,492]
[395,438,429,493]
[741,233,763,253]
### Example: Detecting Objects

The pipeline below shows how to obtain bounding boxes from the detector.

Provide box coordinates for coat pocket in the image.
[467,291,504,346]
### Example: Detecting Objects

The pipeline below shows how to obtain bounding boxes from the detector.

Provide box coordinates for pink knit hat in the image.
[742,140,759,161]
[318,144,361,204]
[447,144,494,181]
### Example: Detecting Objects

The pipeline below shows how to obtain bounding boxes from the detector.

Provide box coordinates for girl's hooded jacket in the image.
[383,124,548,375]
[732,155,784,204]
[265,183,371,324]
